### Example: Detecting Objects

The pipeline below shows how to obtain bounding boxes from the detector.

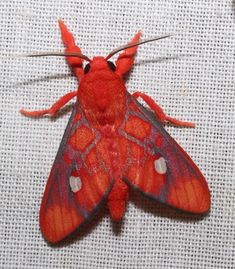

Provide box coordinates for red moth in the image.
[21,20,210,243]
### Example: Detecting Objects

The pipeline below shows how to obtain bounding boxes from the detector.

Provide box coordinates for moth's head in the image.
[76,33,171,78]
[83,56,116,75]
[24,33,171,79]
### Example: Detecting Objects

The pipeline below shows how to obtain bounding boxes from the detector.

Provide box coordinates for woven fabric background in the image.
[0,1,234,268]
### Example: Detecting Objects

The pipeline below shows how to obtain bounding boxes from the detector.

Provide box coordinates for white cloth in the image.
[0,1,234,268]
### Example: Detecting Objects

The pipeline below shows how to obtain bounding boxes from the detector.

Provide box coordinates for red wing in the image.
[40,103,113,243]
[121,95,210,213]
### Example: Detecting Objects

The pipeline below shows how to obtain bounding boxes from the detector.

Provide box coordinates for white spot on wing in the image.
[154,157,167,174]
[69,176,82,193]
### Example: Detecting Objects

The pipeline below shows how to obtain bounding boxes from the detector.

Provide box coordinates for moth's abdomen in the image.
[107,178,129,221]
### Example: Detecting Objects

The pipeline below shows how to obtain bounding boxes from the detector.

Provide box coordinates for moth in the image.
[21,20,210,243]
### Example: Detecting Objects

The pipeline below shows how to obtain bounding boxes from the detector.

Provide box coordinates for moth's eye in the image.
[107,61,116,72]
[84,63,91,74]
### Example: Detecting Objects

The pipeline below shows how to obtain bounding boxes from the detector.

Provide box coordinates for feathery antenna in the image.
[8,51,91,62]
[106,34,172,60]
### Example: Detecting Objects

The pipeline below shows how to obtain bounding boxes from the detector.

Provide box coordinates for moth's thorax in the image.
[77,57,126,127]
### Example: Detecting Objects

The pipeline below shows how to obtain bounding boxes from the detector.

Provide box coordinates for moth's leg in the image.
[115,32,141,77]
[132,91,195,127]
[59,20,84,80]
[20,91,77,117]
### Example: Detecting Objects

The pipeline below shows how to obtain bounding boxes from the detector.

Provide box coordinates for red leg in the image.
[132,91,195,128]
[58,20,84,80]
[20,91,77,117]
[115,31,141,77]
